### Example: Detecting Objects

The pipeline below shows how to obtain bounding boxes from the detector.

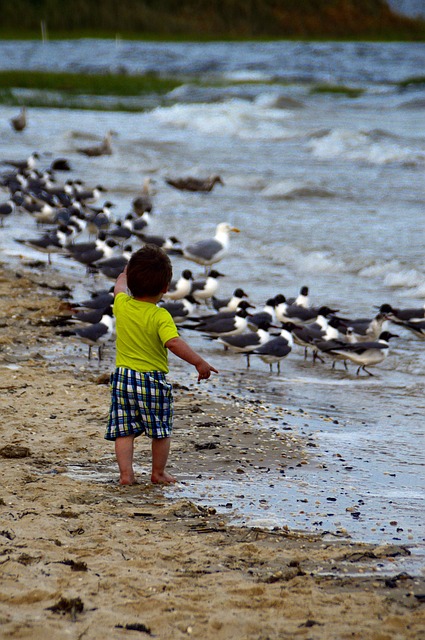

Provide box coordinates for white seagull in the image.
[183,222,239,273]
[322,331,399,376]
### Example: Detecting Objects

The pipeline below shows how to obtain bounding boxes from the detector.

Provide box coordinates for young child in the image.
[105,244,218,485]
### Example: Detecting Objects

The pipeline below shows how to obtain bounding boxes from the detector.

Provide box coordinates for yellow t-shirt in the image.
[113,293,179,373]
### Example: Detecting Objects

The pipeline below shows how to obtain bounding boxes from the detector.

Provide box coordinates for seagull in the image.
[70,238,119,269]
[286,286,310,308]
[2,152,40,172]
[74,183,107,204]
[182,308,250,338]
[400,319,425,339]
[94,245,133,279]
[251,326,293,373]
[191,270,225,304]
[276,299,338,325]
[378,303,425,325]
[137,233,182,253]
[321,331,399,376]
[127,212,151,238]
[104,220,133,243]
[15,225,75,264]
[159,295,199,324]
[212,288,249,312]
[313,327,357,370]
[333,311,389,341]
[0,200,15,226]
[217,321,274,367]
[10,106,27,132]
[132,177,154,214]
[163,269,193,301]
[183,222,240,272]
[52,303,113,327]
[248,296,283,329]
[165,174,224,192]
[85,201,115,235]
[290,313,340,361]
[77,131,113,157]
[57,308,115,361]
[72,288,114,310]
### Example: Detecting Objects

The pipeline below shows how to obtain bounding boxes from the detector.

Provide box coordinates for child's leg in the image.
[115,435,136,485]
[151,437,176,484]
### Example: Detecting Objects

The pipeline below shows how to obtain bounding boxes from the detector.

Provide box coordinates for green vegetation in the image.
[0,0,423,40]
[395,76,425,89]
[310,84,365,98]
[0,71,181,97]
[0,70,185,111]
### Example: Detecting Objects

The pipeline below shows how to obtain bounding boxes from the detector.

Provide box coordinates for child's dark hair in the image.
[126,244,173,297]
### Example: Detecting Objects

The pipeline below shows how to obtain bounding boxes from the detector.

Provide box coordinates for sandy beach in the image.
[1,262,424,640]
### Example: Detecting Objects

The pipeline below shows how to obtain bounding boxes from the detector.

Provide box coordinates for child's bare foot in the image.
[119,474,135,485]
[151,471,177,484]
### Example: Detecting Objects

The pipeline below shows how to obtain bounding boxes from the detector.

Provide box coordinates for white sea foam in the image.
[384,269,425,289]
[308,128,425,165]
[280,245,347,274]
[152,100,292,140]
[358,260,402,278]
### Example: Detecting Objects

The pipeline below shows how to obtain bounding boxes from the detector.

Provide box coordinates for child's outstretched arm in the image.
[114,266,128,296]
[165,337,218,382]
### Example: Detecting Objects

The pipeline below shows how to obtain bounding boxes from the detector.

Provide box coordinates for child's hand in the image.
[196,361,219,382]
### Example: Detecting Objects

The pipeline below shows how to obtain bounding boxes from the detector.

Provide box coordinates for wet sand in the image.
[1,262,424,639]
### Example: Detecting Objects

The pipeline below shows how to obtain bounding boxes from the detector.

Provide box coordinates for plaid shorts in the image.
[105,367,173,441]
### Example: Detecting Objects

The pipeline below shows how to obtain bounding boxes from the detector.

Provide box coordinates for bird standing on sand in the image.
[217,321,274,367]
[319,331,399,376]
[183,222,240,273]
[251,326,294,373]
[10,106,27,132]
[77,131,113,157]
[165,175,224,192]
[57,308,115,361]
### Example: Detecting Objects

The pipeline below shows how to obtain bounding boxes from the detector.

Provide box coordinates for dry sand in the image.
[1,263,424,639]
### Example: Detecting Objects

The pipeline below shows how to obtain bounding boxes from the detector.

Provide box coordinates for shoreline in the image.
[1,262,425,638]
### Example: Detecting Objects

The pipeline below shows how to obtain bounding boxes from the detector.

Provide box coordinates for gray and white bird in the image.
[251,325,293,373]
[378,303,425,325]
[320,331,399,376]
[212,288,249,312]
[57,308,115,361]
[182,308,250,338]
[15,225,75,264]
[159,295,199,324]
[217,321,274,367]
[163,270,194,301]
[191,270,225,304]
[2,151,40,172]
[183,222,239,272]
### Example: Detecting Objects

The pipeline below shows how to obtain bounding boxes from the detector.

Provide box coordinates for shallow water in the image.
[0,39,424,571]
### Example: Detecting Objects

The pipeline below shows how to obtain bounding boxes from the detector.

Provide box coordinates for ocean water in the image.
[0,40,424,570]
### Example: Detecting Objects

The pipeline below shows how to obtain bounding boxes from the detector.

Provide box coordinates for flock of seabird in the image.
[1,147,424,372]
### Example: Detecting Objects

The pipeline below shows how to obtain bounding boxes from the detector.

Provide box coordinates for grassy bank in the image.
[0,0,424,41]
[0,71,181,97]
